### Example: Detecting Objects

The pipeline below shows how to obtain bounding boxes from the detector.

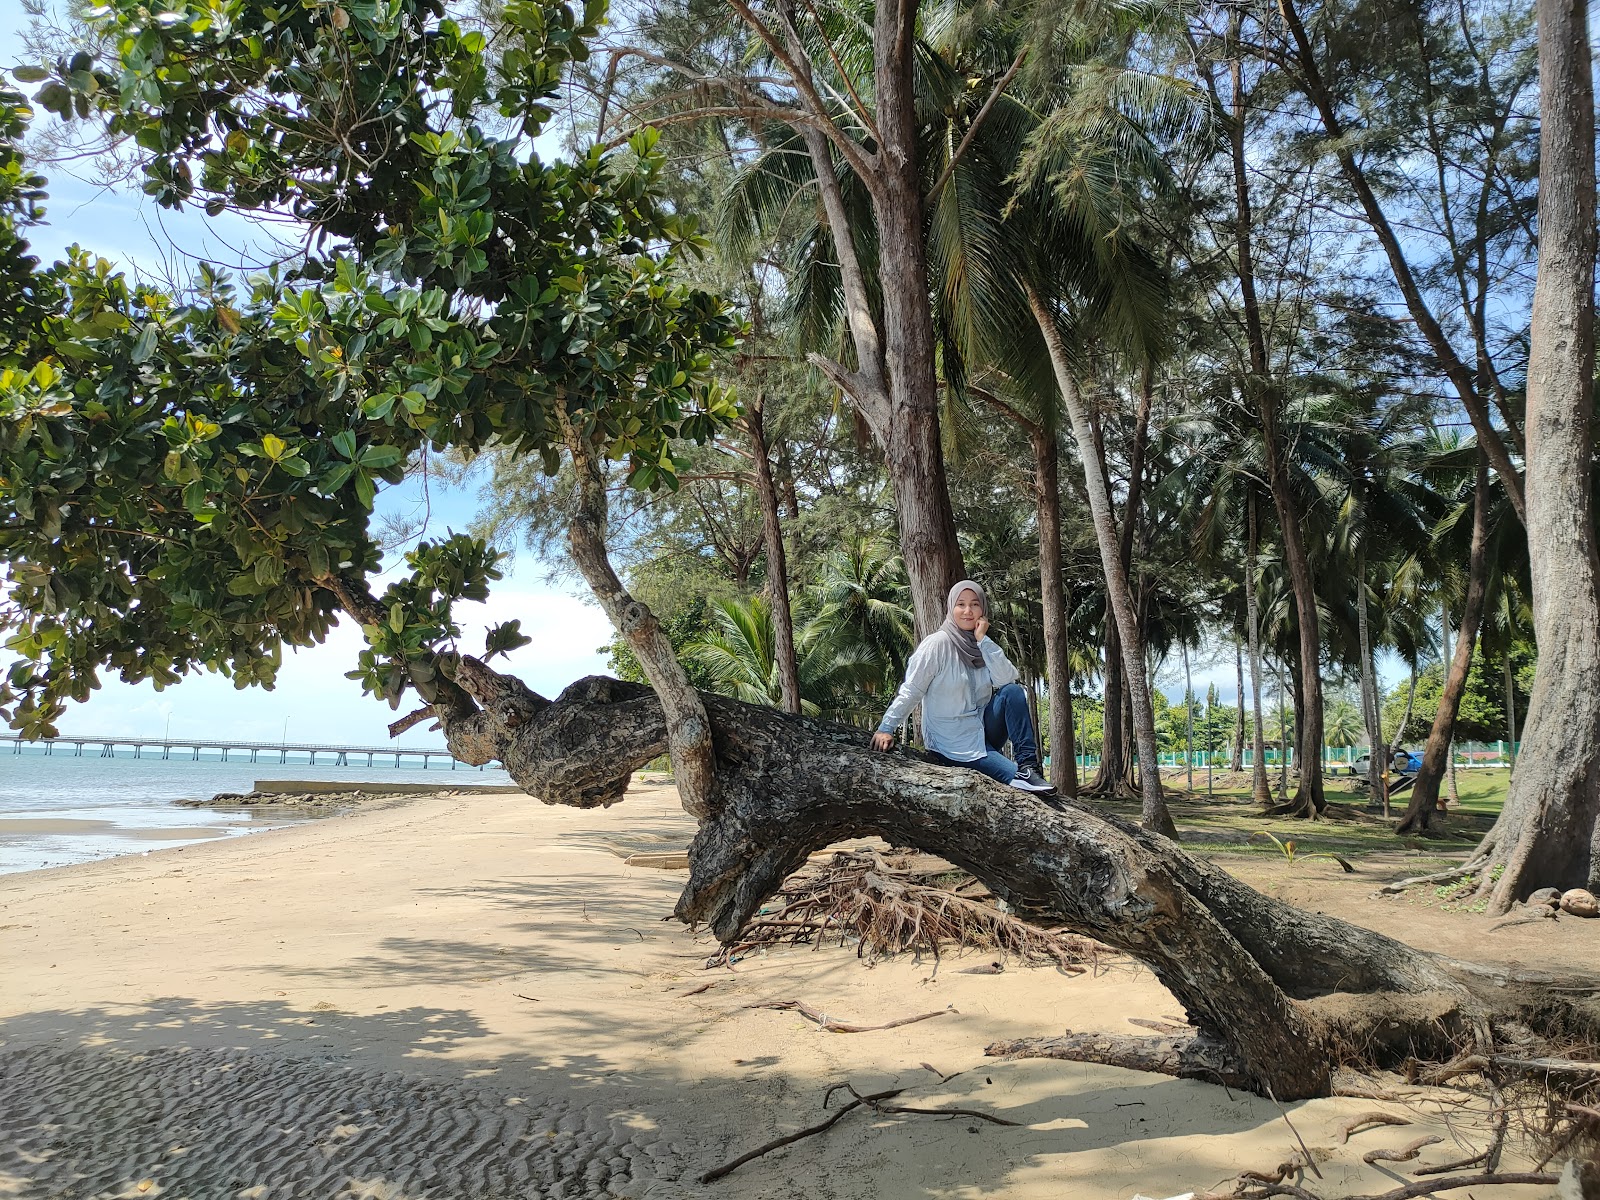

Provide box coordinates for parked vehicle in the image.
[1347,750,1422,776]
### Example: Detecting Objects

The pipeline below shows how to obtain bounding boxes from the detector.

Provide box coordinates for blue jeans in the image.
[931,683,1038,785]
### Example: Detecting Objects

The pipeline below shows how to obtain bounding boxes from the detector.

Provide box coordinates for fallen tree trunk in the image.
[435,663,1600,1102]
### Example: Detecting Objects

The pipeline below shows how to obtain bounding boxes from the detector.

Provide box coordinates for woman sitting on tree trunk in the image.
[871,581,1058,798]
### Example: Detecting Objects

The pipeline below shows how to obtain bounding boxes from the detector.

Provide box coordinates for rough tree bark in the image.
[423,657,1600,1103]
[1398,454,1489,834]
[745,392,801,714]
[1027,284,1176,837]
[1470,0,1600,912]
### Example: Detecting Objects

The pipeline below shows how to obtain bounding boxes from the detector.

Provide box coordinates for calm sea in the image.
[0,749,513,876]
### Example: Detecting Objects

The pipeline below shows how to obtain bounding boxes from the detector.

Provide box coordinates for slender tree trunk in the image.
[1033,429,1077,796]
[1276,659,1290,798]
[747,394,801,714]
[558,410,716,816]
[1225,45,1325,816]
[786,68,964,636]
[1398,455,1489,833]
[1390,665,1417,756]
[1356,551,1387,814]
[1244,500,1273,806]
[1276,0,1526,523]
[1503,653,1518,771]
[1232,635,1246,773]
[1442,602,1461,807]
[1183,640,1194,793]
[1092,613,1129,793]
[1027,284,1175,837]
[1474,0,1600,911]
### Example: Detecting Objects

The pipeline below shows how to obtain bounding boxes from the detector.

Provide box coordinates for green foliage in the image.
[0,0,741,735]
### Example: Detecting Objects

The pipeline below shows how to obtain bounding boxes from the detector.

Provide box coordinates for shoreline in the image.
[0,778,1570,1198]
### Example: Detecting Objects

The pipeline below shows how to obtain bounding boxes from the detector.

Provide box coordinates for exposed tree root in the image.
[705,849,1099,971]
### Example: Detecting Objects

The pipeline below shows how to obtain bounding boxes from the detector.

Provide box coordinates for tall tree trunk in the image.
[778,8,966,638]
[747,393,801,715]
[1390,665,1417,756]
[1244,499,1273,806]
[1275,0,1526,522]
[1356,551,1387,814]
[1027,284,1176,837]
[1091,613,1129,794]
[1183,640,1195,793]
[1398,455,1489,834]
[1275,658,1290,798]
[1473,0,1600,911]
[871,0,966,635]
[1503,653,1518,771]
[1226,44,1325,816]
[1033,429,1078,796]
[1232,635,1246,773]
[1442,602,1461,807]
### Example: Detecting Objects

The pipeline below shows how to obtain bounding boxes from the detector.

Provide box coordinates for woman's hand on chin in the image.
[974,617,989,642]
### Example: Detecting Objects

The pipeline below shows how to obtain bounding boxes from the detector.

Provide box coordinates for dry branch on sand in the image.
[704,849,1100,971]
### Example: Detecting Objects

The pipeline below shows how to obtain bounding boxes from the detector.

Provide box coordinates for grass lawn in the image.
[1086,765,1513,871]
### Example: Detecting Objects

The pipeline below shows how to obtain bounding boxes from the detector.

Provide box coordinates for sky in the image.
[0,6,1384,747]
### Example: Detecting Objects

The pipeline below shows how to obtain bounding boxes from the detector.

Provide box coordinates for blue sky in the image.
[1,7,612,745]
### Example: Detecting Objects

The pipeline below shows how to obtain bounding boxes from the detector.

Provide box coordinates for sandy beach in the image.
[0,778,1575,1199]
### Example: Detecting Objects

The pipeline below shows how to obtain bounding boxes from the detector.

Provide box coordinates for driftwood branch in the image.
[698,1086,904,1183]
[749,998,952,1034]
[1336,1111,1411,1143]
[1361,1135,1441,1165]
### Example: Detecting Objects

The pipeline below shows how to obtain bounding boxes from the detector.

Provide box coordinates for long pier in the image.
[8,734,478,768]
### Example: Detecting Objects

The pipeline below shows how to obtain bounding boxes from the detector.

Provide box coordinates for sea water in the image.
[0,750,514,876]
